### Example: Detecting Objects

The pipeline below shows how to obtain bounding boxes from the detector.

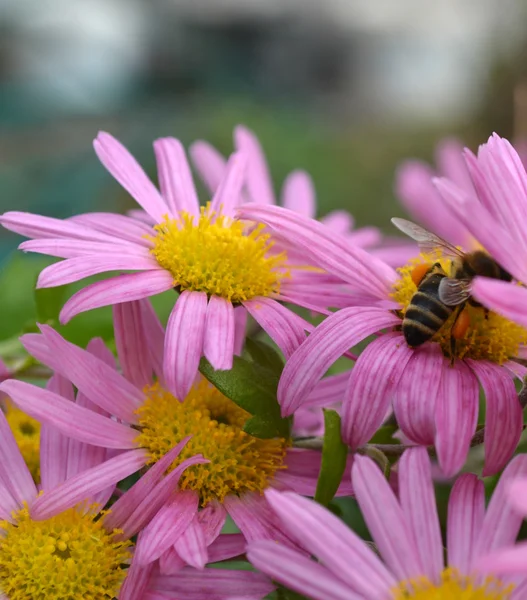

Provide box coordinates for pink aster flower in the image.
[248,448,527,600]
[238,204,527,476]
[0,131,325,399]
[432,133,527,330]
[0,305,353,572]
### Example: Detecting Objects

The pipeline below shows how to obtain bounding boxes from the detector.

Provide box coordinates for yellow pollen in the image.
[134,380,288,506]
[0,505,131,600]
[4,400,41,482]
[392,253,527,364]
[148,205,289,302]
[393,568,514,599]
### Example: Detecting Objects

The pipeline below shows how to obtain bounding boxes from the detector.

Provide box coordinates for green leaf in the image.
[244,338,284,375]
[199,356,291,439]
[34,284,70,324]
[369,423,398,444]
[314,409,348,507]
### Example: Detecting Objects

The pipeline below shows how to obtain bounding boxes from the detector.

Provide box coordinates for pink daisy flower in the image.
[248,448,527,600]
[238,203,527,476]
[0,131,323,399]
[0,303,353,572]
[432,133,527,331]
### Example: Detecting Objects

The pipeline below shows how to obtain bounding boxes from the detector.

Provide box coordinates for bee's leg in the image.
[449,304,468,365]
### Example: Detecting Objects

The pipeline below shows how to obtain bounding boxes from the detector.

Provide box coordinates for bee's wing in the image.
[391,218,464,258]
[438,277,472,306]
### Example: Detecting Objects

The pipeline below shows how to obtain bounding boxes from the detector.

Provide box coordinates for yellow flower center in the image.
[148,206,288,302]
[5,400,41,482]
[135,380,288,506]
[393,568,513,599]
[0,505,131,600]
[392,253,527,363]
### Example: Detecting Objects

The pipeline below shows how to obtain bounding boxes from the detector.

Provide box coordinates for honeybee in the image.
[391,218,512,356]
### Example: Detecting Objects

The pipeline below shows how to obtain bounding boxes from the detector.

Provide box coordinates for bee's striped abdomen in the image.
[403,274,453,348]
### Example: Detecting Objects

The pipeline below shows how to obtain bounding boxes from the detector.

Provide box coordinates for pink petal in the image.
[59,269,174,324]
[476,454,527,557]
[247,542,358,600]
[476,542,527,575]
[207,533,246,563]
[24,325,143,423]
[233,305,248,355]
[174,513,208,569]
[164,291,208,400]
[447,474,485,573]
[398,448,443,581]
[243,297,308,359]
[281,170,316,219]
[0,410,38,507]
[436,138,476,194]
[238,204,396,298]
[119,537,154,600]
[234,125,275,205]
[0,211,123,242]
[69,212,154,244]
[304,371,350,409]
[153,137,200,217]
[203,295,235,370]
[197,501,227,545]
[20,238,145,259]
[93,131,170,223]
[114,301,154,389]
[37,253,159,288]
[342,332,412,449]
[189,139,227,195]
[135,491,199,565]
[434,361,479,477]
[30,449,147,520]
[507,479,527,515]
[352,454,423,581]
[139,298,166,382]
[393,344,444,446]
[467,360,523,476]
[278,307,400,416]
[471,279,527,327]
[128,208,155,225]
[209,152,246,217]
[0,380,138,449]
[264,488,395,595]
[0,480,19,522]
[320,210,354,235]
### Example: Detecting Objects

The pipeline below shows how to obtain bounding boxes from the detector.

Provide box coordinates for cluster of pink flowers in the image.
[1,125,527,599]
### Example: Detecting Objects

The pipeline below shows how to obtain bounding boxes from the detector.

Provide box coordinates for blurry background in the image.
[2,0,527,339]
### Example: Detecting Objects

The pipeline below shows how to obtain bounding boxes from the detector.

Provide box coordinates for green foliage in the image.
[34,284,70,324]
[314,409,348,507]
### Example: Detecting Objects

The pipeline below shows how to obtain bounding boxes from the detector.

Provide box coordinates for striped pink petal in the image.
[243,297,308,359]
[209,152,246,217]
[447,474,485,573]
[207,533,246,563]
[398,448,443,581]
[190,139,227,195]
[304,371,350,408]
[30,449,147,520]
[467,359,523,476]
[320,210,354,234]
[352,454,423,582]
[69,212,153,244]
[59,269,175,324]
[153,137,200,217]
[507,479,527,515]
[281,170,316,218]
[234,125,275,205]
[93,132,170,223]
[279,307,400,417]
[0,480,19,522]
[203,295,235,370]
[119,537,154,600]
[197,501,227,545]
[248,542,356,600]
[342,332,412,449]
[234,305,248,355]
[164,291,208,400]
[0,380,137,449]
[139,298,166,382]
[472,279,527,327]
[0,410,38,507]
[20,238,144,259]
[476,542,527,575]
[393,344,444,446]
[434,360,479,477]
[173,513,208,569]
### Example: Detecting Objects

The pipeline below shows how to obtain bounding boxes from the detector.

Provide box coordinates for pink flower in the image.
[0,131,321,399]
[248,448,527,600]
[238,204,527,476]
[0,305,353,571]
[432,133,527,330]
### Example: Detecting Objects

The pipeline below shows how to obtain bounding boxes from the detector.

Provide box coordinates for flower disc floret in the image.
[5,401,41,481]
[135,380,288,506]
[392,253,527,363]
[0,505,131,600]
[393,568,513,599]
[148,207,288,302]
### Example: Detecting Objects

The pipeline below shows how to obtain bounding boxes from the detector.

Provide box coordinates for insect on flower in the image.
[391,218,512,360]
